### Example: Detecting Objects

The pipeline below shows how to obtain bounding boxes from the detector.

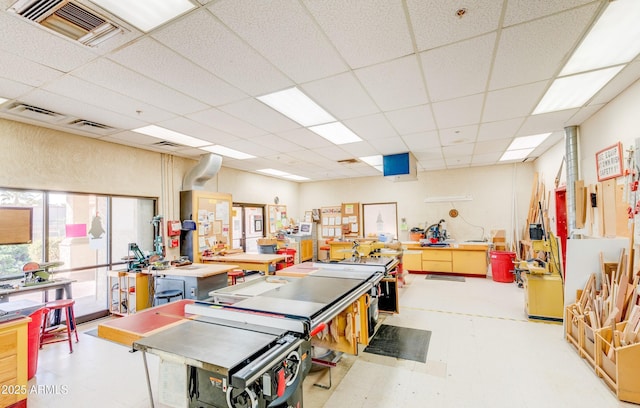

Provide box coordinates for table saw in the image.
[133,262,387,408]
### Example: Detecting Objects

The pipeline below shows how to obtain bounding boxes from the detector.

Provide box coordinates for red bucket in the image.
[490,251,516,283]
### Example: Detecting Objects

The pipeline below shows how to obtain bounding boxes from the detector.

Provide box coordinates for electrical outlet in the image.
[190,287,195,297]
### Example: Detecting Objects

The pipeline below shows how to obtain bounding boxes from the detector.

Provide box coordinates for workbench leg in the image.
[313,367,332,390]
[141,351,155,408]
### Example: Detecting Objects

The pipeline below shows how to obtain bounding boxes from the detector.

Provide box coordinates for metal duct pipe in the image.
[565,126,579,236]
[182,153,222,191]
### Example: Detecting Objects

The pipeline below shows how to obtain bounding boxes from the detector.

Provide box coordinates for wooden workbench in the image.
[141,263,238,301]
[403,243,489,276]
[201,253,285,275]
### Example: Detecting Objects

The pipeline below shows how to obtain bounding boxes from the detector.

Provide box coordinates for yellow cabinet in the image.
[402,250,422,271]
[108,271,150,316]
[0,317,29,408]
[452,250,488,275]
[300,239,313,262]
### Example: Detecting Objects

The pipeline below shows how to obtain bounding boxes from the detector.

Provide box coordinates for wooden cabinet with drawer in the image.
[422,248,453,273]
[0,317,29,408]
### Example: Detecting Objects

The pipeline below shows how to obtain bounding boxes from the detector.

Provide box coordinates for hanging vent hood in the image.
[182,154,222,191]
[9,0,123,46]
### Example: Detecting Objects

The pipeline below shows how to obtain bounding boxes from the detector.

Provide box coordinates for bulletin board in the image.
[268,205,288,234]
[362,202,398,238]
[320,206,342,238]
[340,202,360,237]
[180,191,232,263]
[0,207,33,244]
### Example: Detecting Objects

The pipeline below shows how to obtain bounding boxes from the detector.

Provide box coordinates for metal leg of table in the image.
[141,351,155,408]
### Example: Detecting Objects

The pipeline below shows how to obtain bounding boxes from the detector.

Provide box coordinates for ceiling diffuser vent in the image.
[67,118,115,135]
[9,0,122,46]
[6,102,66,123]
[152,140,183,148]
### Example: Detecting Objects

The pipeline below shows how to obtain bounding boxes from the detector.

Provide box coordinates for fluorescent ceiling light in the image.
[257,87,335,127]
[257,168,289,176]
[308,122,362,145]
[359,155,383,172]
[201,145,255,160]
[533,66,623,115]
[561,0,640,75]
[0,97,8,104]
[133,125,208,147]
[283,174,310,181]
[90,0,195,32]
[500,148,534,162]
[507,133,551,150]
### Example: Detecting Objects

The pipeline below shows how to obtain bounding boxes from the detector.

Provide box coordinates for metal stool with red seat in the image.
[40,299,79,353]
[227,270,245,286]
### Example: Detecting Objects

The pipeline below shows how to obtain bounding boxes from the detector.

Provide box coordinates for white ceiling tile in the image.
[445,154,472,167]
[343,113,398,141]
[385,105,436,135]
[275,128,334,149]
[504,0,596,26]
[566,105,605,127]
[0,13,97,72]
[152,9,292,95]
[477,118,525,141]
[40,76,174,123]
[482,81,548,122]
[157,117,239,145]
[421,33,496,102]
[107,38,247,107]
[402,131,440,151]
[0,77,33,99]
[219,98,300,133]
[432,94,484,129]
[71,59,207,115]
[489,3,600,90]
[355,56,429,111]
[440,125,478,146]
[420,158,446,171]
[518,109,580,136]
[301,72,379,120]
[407,0,503,51]
[224,139,279,157]
[590,60,640,106]
[0,51,64,88]
[187,108,267,138]
[443,143,474,157]
[210,0,348,83]
[312,145,355,161]
[303,0,413,69]
[339,141,379,158]
[414,149,444,161]
[474,139,511,155]
[247,134,306,154]
[472,152,502,165]
[368,137,409,155]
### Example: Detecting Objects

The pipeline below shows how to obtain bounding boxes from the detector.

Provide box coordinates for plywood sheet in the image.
[0,207,32,244]
[602,180,617,237]
[616,183,631,238]
[575,180,586,229]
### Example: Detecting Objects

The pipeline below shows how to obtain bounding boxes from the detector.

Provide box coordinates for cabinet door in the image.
[422,249,452,261]
[301,240,313,261]
[403,251,422,271]
[422,261,452,273]
[452,251,487,275]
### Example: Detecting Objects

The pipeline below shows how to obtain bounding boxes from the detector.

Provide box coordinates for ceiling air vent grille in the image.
[6,102,66,123]
[153,141,183,148]
[9,0,122,46]
[67,118,115,135]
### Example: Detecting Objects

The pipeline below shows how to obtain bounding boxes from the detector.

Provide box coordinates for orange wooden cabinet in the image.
[0,317,29,408]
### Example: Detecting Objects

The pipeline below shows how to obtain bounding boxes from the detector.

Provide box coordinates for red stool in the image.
[40,299,79,353]
[228,270,245,286]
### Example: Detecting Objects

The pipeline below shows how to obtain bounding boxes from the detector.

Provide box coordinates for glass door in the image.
[232,204,265,253]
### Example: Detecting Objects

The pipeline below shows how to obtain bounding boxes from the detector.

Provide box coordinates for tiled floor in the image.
[26,272,633,407]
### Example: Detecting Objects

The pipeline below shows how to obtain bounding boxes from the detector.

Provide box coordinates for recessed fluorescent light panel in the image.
[499,148,534,162]
[200,145,255,160]
[257,87,335,127]
[533,66,623,115]
[283,174,310,181]
[308,122,362,145]
[133,125,208,147]
[359,155,383,172]
[561,0,640,76]
[257,169,289,176]
[506,133,551,150]
[90,0,196,32]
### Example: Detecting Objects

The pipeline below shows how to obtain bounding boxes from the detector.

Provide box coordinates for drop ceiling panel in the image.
[477,118,524,141]
[472,152,502,165]
[303,0,413,69]
[368,137,409,155]
[439,125,478,146]
[443,143,474,157]
[224,139,278,157]
[489,3,600,90]
[590,61,640,106]
[344,113,398,141]
[407,0,503,51]
[107,37,247,107]
[338,141,379,158]
[218,98,300,133]
[275,128,334,149]
[419,158,446,170]
[566,104,604,126]
[187,108,267,138]
[402,131,440,151]
[312,145,356,161]
[210,0,347,83]
[503,0,597,26]
[421,33,495,102]
[482,81,548,122]
[385,105,436,135]
[41,76,174,123]
[0,77,33,99]
[0,13,98,72]
[355,56,428,111]
[0,51,64,88]
[71,59,208,115]
[432,94,484,129]
[247,134,306,154]
[301,72,379,120]
[157,117,239,145]
[474,139,510,155]
[152,10,292,95]
[518,109,580,136]
[445,155,472,167]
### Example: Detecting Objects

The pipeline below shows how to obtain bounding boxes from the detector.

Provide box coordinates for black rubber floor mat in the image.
[364,325,431,363]
[425,274,465,282]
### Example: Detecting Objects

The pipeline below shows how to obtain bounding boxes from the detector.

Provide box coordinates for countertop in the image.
[141,263,238,278]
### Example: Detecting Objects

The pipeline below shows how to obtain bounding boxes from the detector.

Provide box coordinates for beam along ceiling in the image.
[0,0,638,182]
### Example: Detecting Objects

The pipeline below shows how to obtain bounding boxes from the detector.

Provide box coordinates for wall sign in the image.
[596,142,624,182]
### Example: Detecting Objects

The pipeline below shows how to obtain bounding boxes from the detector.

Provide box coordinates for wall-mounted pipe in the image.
[182,153,222,191]
[565,125,579,237]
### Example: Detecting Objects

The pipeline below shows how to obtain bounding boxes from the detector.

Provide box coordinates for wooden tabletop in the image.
[141,263,238,278]
[201,253,286,264]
